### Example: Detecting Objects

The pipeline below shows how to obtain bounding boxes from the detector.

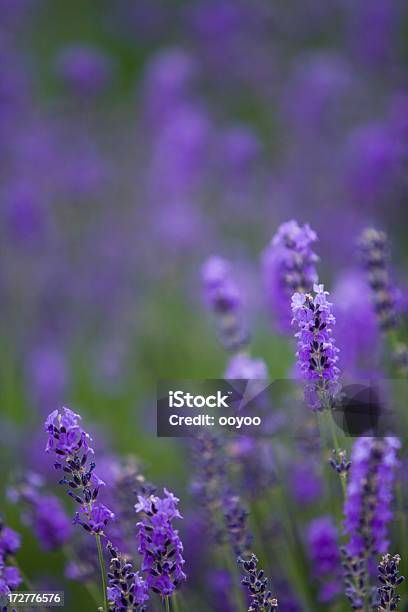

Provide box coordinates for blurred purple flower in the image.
[332,270,380,377]
[307,516,341,602]
[142,48,197,128]
[219,125,261,176]
[7,473,72,551]
[345,0,401,66]
[290,462,323,505]
[345,122,400,206]
[0,519,22,597]
[344,436,400,557]
[147,104,212,202]
[202,256,249,351]
[26,344,68,412]
[0,562,21,595]
[55,44,113,96]
[3,181,46,246]
[359,228,397,331]
[225,354,268,379]
[262,220,319,332]
[0,525,20,557]
[284,52,353,135]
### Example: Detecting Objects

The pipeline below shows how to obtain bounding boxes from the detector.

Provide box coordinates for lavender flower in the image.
[377,553,405,612]
[359,228,397,331]
[191,430,229,546]
[0,523,20,559]
[55,44,113,96]
[344,437,400,557]
[341,547,368,611]
[7,473,72,551]
[262,220,319,332]
[45,407,114,535]
[224,494,252,557]
[332,270,380,378]
[306,516,341,602]
[202,256,249,351]
[135,488,186,597]
[329,449,351,478]
[0,519,22,597]
[238,554,278,611]
[291,284,340,410]
[225,354,268,380]
[106,542,149,611]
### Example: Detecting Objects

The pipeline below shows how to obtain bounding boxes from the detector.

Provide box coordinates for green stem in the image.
[165,596,171,612]
[327,411,347,498]
[95,534,108,612]
[223,548,246,612]
[172,593,181,612]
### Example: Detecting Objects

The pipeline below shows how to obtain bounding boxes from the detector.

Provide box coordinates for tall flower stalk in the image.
[202,255,249,352]
[135,488,186,602]
[291,283,340,411]
[106,541,149,611]
[0,519,22,598]
[45,407,114,612]
[359,228,397,332]
[341,437,400,611]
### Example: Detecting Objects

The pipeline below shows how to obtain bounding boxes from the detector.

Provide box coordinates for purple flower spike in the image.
[291,284,340,410]
[55,44,113,96]
[344,436,400,557]
[377,553,405,612]
[7,473,72,551]
[238,554,278,610]
[306,516,341,602]
[106,542,149,611]
[135,488,186,597]
[225,354,268,380]
[202,256,249,351]
[262,220,319,332]
[202,256,241,315]
[0,519,22,597]
[358,228,397,331]
[45,407,114,535]
[0,526,20,558]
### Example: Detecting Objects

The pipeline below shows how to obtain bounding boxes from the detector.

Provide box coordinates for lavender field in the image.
[1,1,408,611]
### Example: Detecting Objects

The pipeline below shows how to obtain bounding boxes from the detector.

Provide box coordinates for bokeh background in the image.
[1,0,408,610]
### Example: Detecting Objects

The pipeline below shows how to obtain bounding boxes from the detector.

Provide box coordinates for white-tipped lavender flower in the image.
[135,488,186,598]
[291,284,340,410]
[45,407,114,535]
[262,220,319,332]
